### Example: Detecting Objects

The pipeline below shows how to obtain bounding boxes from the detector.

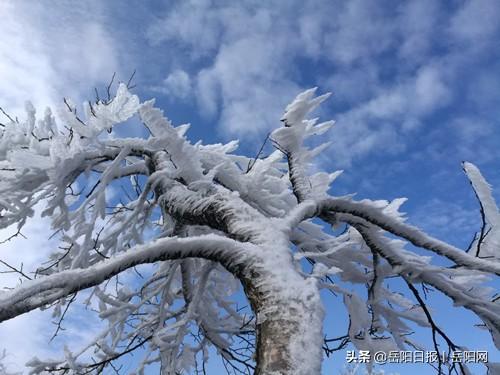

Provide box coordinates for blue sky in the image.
[0,0,499,373]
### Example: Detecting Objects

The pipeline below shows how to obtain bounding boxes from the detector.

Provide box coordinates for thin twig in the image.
[0,107,16,123]
[0,259,32,280]
[246,132,270,173]
[126,69,137,89]
[107,72,116,102]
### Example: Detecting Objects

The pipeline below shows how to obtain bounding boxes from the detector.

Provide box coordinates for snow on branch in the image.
[463,161,500,258]
[318,198,500,276]
[271,88,341,203]
[0,234,252,323]
[0,84,498,374]
[347,215,500,351]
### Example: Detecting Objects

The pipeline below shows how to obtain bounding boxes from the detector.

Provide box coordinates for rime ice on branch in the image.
[0,84,498,374]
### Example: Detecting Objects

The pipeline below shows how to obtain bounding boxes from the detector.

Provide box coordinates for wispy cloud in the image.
[0,2,123,369]
[151,69,193,99]
[448,0,500,43]
[411,198,480,246]
[146,0,500,167]
[0,1,122,117]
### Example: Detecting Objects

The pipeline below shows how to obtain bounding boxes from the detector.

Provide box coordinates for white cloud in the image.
[323,0,397,65]
[413,65,451,113]
[152,69,192,99]
[445,117,497,165]
[0,311,55,371]
[195,34,301,136]
[0,2,125,369]
[351,64,451,121]
[143,0,500,177]
[327,63,451,166]
[144,0,476,168]
[0,2,57,115]
[449,0,500,43]
[0,1,122,119]
[147,0,223,58]
[56,22,119,86]
[411,197,479,245]
[397,0,441,64]
[148,1,314,137]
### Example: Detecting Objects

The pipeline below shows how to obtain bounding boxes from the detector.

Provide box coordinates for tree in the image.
[0,83,498,375]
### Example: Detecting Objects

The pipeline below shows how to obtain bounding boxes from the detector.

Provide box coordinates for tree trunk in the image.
[242,253,324,375]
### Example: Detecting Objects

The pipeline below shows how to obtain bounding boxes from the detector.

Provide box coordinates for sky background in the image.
[0,0,499,373]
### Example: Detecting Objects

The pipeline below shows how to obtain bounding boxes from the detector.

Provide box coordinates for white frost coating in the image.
[0,234,252,322]
[463,161,500,258]
[94,83,140,125]
[320,197,500,275]
[138,100,204,183]
[463,162,498,220]
[272,88,339,202]
[280,88,331,126]
[0,85,497,374]
[345,217,500,351]
[247,242,324,375]
[344,293,398,372]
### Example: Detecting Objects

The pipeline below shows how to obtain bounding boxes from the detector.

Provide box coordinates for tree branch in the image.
[0,235,255,323]
[303,198,500,276]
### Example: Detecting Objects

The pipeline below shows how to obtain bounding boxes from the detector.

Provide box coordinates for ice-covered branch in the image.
[286,195,500,275]
[1,82,498,374]
[271,88,339,204]
[463,161,500,258]
[321,198,500,275]
[0,234,253,323]
[344,214,500,351]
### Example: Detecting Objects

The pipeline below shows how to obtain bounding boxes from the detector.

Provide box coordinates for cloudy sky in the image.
[0,0,499,373]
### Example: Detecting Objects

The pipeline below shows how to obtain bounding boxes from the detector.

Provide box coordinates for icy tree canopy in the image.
[0,84,498,374]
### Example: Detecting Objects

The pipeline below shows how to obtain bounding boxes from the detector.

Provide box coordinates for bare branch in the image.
[0,259,32,281]
[0,107,16,124]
